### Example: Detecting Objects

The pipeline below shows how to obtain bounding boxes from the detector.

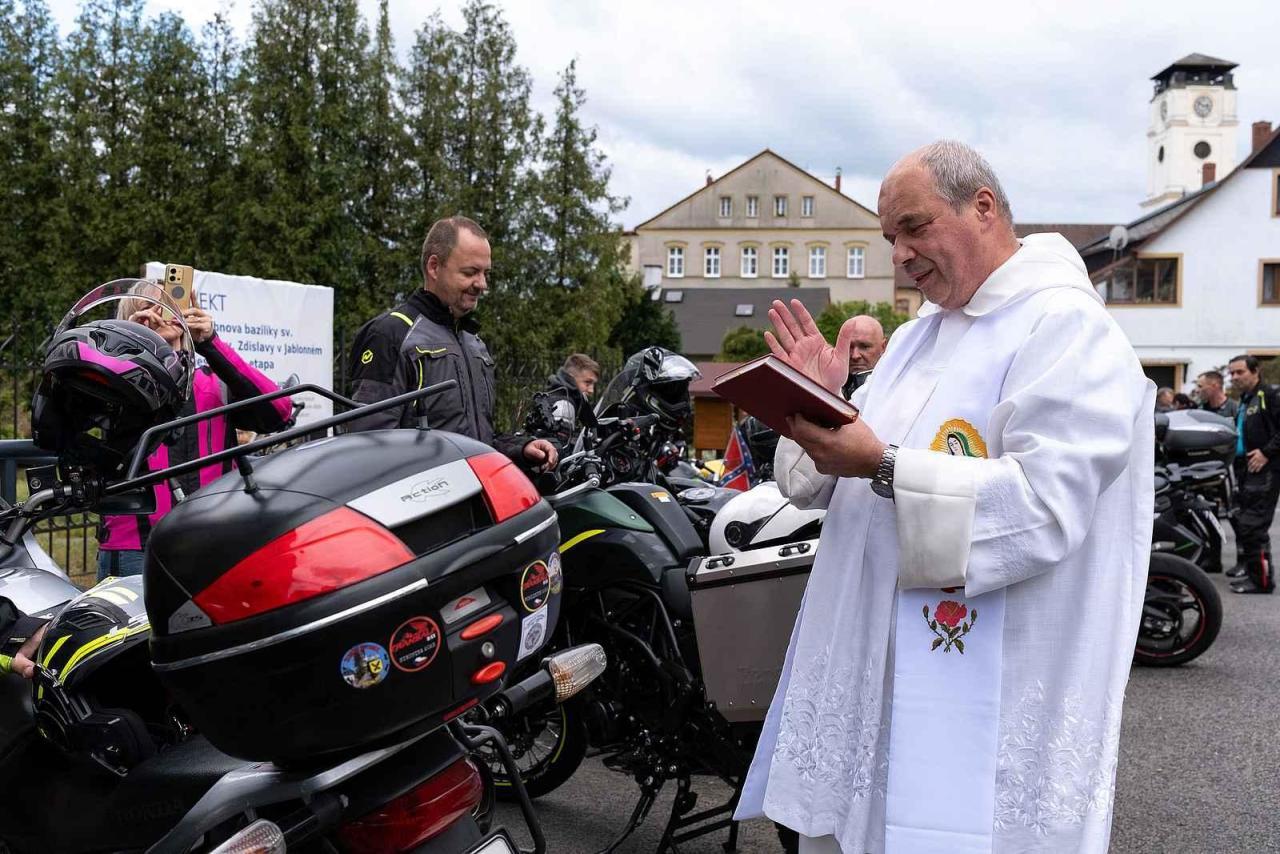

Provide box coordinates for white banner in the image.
[144,262,335,427]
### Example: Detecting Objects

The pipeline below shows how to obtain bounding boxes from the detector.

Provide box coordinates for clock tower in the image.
[1144,53,1240,209]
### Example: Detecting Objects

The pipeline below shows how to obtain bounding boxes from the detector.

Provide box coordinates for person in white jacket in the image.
[736,140,1154,854]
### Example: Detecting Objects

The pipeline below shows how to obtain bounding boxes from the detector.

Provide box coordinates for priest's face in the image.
[878,162,1001,310]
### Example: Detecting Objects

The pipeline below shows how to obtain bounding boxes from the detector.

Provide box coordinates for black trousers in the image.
[1234,462,1280,557]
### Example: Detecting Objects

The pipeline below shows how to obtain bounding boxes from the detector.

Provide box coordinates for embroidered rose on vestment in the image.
[923,599,977,653]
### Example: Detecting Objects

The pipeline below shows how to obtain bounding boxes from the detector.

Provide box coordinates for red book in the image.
[711,355,858,438]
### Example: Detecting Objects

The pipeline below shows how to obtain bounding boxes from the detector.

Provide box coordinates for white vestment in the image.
[736,234,1155,854]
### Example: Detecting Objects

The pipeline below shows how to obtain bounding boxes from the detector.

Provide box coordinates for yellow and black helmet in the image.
[33,576,158,775]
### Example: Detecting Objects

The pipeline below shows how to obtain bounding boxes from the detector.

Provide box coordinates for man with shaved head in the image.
[840,314,887,398]
[737,141,1153,853]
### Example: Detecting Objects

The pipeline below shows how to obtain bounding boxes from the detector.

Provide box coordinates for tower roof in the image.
[1151,53,1237,81]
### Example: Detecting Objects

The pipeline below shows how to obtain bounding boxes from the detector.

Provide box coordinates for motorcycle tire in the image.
[491,699,588,801]
[1135,552,1223,668]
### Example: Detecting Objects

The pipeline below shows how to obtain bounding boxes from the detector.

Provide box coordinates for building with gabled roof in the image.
[625,150,901,360]
[1081,118,1280,391]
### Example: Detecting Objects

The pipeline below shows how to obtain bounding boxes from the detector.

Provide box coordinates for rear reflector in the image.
[467,452,539,523]
[193,507,414,624]
[470,661,506,685]
[460,613,504,641]
[338,757,484,854]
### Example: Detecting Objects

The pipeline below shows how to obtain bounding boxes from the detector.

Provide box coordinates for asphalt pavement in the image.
[499,518,1280,853]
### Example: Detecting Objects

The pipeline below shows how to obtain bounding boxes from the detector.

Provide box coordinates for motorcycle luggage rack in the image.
[107,380,456,497]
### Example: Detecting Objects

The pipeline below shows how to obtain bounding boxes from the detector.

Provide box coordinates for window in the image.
[746,195,759,218]
[664,290,684,303]
[1100,256,1180,305]
[847,246,865,278]
[774,195,788,217]
[895,297,910,314]
[735,304,755,317]
[801,196,814,217]
[719,196,732,218]
[772,246,789,278]
[666,246,684,277]
[809,246,826,278]
[741,246,758,278]
[1273,171,1280,216]
[1262,262,1280,305]
[704,246,721,278]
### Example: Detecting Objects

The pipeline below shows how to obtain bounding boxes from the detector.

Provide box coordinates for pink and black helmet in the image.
[32,280,193,474]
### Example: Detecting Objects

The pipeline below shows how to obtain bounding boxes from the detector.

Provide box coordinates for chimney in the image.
[835,166,842,193]
[1202,162,1216,187]
[705,170,713,186]
[1253,121,1274,153]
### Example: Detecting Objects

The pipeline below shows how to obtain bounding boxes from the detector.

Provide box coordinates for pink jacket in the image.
[99,335,293,550]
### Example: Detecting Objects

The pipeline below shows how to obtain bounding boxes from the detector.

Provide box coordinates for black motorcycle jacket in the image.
[344,290,528,462]
[1238,383,1280,469]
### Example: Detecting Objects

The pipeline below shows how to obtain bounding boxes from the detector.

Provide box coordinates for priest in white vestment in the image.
[736,141,1154,854]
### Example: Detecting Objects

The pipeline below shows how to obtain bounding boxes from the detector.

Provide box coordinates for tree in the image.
[350,0,412,319]
[505,60,631,366]
[816,300,910,344]
[0,0,66,350]
[609,282,681,359]
[232,0,375,335]
[56,0,149,285]
[130,12,209,265]
[719,326,770,362]
[193,11,244,270]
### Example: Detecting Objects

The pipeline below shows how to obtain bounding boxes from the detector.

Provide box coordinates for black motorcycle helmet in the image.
[600,346,700,429]
[31,280,192,474]
[740,416,779,475]
[32,576,167,776]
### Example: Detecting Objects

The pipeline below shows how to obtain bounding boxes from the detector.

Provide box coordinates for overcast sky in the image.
[48,0,1280,229]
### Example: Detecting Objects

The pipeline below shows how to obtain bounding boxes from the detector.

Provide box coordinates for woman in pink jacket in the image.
[96,298,292,580]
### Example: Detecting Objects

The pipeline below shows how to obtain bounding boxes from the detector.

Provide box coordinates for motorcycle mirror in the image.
[544,643,607,703]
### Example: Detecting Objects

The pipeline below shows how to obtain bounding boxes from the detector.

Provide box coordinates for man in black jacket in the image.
[345,216,557,472]
[1226,355,1280,594]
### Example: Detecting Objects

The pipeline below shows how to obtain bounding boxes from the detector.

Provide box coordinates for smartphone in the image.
[162,263,196,311]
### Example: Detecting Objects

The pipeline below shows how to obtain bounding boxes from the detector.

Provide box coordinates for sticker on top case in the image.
[340,642,390,689]
[520,561,550,612]
[517,609,549,662]
[389,616,441,672]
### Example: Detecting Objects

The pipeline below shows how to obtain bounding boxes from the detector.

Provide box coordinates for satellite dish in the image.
[1106,225,1129,251]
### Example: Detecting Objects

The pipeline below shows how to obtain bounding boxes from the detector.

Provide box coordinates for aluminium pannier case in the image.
[686,540,816,722]
[144,429,562,764]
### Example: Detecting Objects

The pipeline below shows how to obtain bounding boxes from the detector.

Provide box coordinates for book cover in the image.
[711,355,858,438]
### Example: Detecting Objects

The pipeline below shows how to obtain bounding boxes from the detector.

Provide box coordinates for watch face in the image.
[1160,100,1168,121]
[1194,95,1213,118]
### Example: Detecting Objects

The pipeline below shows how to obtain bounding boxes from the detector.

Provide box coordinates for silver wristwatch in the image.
[870,444,899,500]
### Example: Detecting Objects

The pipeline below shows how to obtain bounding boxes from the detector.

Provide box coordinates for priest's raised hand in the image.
[764,298,858,395]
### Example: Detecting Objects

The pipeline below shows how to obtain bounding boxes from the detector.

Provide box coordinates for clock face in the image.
[1194,95,1213,118]
[1160,100,1168,121]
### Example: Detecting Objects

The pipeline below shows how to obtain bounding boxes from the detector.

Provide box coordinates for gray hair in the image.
[916,140,1014,224]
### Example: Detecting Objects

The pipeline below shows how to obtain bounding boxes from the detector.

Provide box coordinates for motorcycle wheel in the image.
[1135,553,1223,667]
[487,699,588,801]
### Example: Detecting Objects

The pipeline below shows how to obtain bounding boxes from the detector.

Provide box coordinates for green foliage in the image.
[0,0,638,384]
[609,283,681,359]
[719,326,770,362]
[1262,358,1280,387]
[816,300,910,344]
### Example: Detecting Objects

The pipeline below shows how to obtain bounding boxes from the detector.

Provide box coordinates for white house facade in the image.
[1084,121,1280,391]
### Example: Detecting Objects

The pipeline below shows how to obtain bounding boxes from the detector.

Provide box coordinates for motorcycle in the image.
[0,282,607,853]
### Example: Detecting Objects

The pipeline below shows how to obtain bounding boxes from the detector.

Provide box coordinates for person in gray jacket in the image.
[345,215,558,471]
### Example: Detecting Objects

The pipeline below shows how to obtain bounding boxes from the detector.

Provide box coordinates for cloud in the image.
[45,0,1280,229]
